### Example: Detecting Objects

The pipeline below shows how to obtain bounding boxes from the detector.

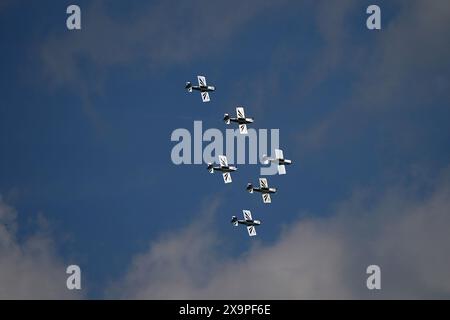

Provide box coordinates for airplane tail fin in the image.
[261,154,270,165]
[207,163,214,173]
[185,82,193,92]
[223,114,230,124]
[231,216,238,226]
[246,183,254,193]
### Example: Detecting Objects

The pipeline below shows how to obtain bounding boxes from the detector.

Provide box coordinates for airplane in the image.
[247,178,277,203]
[231,210,261,237]
[223,106,254,134]
[185,75,216,102]
[207,155,237,184]
[262,148,292,175]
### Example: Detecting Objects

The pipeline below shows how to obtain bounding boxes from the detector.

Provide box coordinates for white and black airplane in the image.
[231,210,261,237]
[247,178,277,203]
[185,75,215,102]
[224,107,254,134]
[207,155,237,184]
[262,148,292,175]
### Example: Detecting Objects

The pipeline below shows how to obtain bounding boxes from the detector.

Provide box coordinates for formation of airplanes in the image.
[186,75,293,237]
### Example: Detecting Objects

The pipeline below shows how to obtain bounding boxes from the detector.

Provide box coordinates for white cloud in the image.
[297,0,450,151]
[37,0,287,134]
[39,0,284,88]
[112,166,450,299]
[0,196,83,299]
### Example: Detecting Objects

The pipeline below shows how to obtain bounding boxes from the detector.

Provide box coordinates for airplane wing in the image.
[243,210,253,221]
[275,149,284,160]
[201,91,210,102]
[198,75,207,87]
[222,172,232,184]
[259,178,268,188]
[262,193,271,204]
[236,107,245,119]
[219,155,228,167]
[247,225,257,237]
[239,124,248,134]
[278,165,286,175]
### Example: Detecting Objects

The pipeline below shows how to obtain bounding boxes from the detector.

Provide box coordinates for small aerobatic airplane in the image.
[207,155,237,184]
[247,178,277,203]
[231,210,261,237]
[262,148,292,175]
[185,75,215,102]
[223,107,254,134]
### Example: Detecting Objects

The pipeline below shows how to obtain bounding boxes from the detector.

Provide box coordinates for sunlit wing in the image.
[275,149,284,160]
[219,155,228,167]
[247,225,257,237]
[197,75,207,87]
[222,172,232,183]
[278,165,286,175]
[239,124,248,134]
[243,210,252,221]
[201,91,210,102]
[259,178,268,188]
[236,107,245,119]
[262,193,271,204]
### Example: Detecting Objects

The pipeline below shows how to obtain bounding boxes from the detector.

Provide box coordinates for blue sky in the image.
[1,0,450,299]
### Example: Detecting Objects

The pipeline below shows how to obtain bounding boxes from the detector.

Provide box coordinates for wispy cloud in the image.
[107,196,223,299]
[0,196,83,299]
[39,0,284,88]
[110,165,450,299]
[37,0,286,134]
[297,0,450,152]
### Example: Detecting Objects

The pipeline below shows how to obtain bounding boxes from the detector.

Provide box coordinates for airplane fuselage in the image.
[267,158,292,165]
[229,117,254,125]
[191,85,216,92]
[253,187,277,194]
[237,219,261,227]
[279,158,292,165]
[213,166,237,173]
